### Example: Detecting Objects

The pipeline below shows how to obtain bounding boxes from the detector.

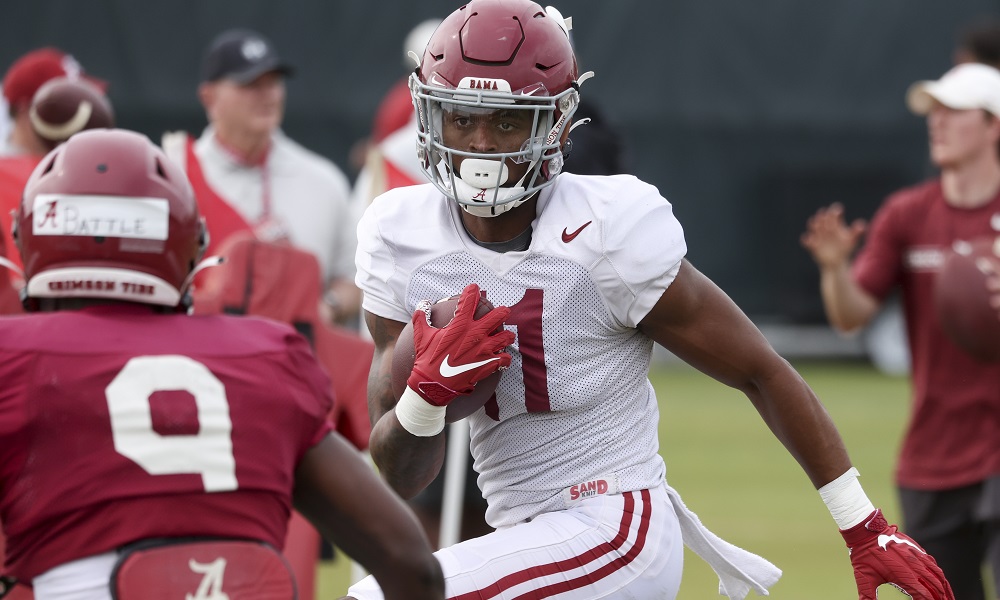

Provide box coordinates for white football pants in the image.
[346,483,683,599]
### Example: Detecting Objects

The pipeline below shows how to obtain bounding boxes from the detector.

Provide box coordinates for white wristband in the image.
[818,467,876,529]
[394,386,446,437]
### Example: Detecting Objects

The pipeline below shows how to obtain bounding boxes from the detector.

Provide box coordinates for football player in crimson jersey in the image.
[347,1,954,599]
[0,129,443,600]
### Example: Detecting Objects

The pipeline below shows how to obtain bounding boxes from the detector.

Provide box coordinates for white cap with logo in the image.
[907,62,1000,117]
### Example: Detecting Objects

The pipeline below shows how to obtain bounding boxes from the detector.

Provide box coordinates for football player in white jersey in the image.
[345,1,954,599]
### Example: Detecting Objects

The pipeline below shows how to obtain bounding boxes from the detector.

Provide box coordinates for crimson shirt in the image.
[0,155,43,272]
[0,305,333,580]
[853,179,1000,490]
[0,233,19,314]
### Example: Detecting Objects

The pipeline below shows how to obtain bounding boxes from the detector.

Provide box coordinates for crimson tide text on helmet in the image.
[410,0,592,217]
[14,128,206,310]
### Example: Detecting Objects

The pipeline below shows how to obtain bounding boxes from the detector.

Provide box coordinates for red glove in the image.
[407,283,515,406]
[840,509,954,600]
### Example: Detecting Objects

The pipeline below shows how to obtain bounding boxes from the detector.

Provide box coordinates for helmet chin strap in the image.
[449,158,534,218]
[180,255,225,294]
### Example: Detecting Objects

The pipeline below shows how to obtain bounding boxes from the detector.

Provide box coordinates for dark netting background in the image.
[3,0,996,323]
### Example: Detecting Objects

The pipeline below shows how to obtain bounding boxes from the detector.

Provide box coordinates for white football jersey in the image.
[356,173,687,528]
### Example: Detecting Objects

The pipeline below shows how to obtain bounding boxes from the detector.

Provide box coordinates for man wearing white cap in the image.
[802,62,1000,598]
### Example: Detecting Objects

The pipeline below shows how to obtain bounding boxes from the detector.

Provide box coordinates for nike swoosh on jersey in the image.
[440,355,501,378]
[561,220,593,243]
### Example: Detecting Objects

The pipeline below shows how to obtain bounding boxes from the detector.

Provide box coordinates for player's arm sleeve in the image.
[597,179,688,327]
[851,194,906,301]
[354,198,411,323]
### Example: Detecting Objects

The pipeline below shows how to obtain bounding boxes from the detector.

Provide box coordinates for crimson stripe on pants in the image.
[448,489,652,600]
[514,489,653,599]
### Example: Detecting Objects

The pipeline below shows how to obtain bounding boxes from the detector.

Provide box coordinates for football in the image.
[933,236,1000,362]
[391,293,503,423]
[29,77,115,150]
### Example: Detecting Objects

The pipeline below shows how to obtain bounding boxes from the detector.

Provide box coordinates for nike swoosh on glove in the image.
[408,283,515,406]
[840,509,954,600]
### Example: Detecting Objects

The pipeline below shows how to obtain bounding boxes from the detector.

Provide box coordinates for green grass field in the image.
[317,359,918,598]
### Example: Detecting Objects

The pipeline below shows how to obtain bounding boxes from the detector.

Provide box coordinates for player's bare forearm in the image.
[688,335,852,488]
[738,359,853,488]
[642,260,852,488]
[365,310,448,498]
[294,434,444,599]
[364,311,406,425]
[818,263,880,333]
[370,411,447,498]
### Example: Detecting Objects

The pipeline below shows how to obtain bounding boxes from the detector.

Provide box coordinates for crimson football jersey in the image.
[0,304,333,580]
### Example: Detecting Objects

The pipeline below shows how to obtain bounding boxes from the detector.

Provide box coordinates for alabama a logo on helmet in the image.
[32,193,169,240]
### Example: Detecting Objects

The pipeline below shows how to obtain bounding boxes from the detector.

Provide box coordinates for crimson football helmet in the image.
[411,0,589,217]
[15,128,205,310]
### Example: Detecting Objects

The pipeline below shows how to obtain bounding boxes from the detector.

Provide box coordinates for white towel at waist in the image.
[664,482,782,598]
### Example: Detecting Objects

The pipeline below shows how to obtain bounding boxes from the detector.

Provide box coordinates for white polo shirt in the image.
[193,126,356,281]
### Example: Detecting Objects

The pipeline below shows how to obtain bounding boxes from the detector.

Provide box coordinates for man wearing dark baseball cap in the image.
[173,29,359,594]
[163,26,360,336]
[201,29,294,84]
